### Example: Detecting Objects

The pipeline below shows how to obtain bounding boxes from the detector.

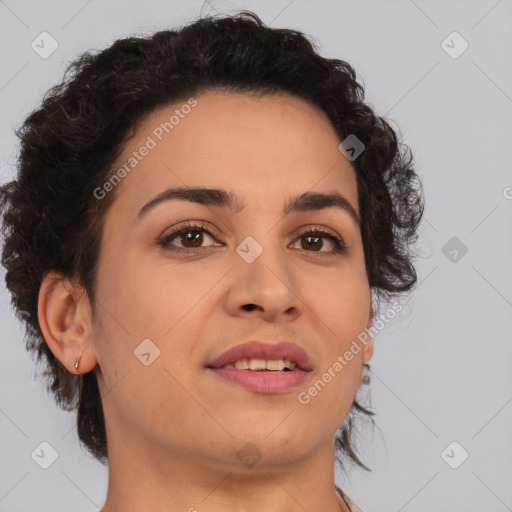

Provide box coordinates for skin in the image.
[38,90,374,512]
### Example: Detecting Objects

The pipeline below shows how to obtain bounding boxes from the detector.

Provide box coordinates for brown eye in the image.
[175,229,205,248]
[159,222,221,252]
[292,228,346,255]
[158,223,345,256]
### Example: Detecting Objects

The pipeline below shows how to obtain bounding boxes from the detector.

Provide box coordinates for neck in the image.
[99,431,351,512]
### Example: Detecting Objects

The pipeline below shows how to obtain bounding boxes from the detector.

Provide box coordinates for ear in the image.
[362,301,374,363]
[37,271,98,374]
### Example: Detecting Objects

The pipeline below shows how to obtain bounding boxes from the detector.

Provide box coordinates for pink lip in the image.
[206,341,313,371]
[208,367,310,393]
[206,341,313,394]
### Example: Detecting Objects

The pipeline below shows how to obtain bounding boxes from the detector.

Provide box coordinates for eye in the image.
[291,227,346,256]
[158,221,222,252]
[157,222,346,256]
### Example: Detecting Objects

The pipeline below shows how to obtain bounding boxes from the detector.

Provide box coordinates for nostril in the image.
[242,304,259,312]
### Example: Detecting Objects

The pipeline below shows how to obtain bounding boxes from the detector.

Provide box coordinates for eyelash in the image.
[158,221,346,257]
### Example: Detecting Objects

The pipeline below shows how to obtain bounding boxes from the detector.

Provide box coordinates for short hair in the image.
[0,11,423,469]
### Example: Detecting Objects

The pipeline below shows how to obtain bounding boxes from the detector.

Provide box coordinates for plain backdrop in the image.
[1,1,511,511]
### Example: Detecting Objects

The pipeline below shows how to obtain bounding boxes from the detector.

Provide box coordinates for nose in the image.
[223,241,303,323]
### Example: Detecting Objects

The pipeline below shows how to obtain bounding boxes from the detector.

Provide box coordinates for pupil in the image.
[184,231,201,247]
[303,235,321,251]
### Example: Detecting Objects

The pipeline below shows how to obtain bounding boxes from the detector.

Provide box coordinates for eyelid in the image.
[158,220,222,243]
[294,224,345,243]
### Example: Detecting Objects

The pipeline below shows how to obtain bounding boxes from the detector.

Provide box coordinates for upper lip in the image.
[206,341,313,371]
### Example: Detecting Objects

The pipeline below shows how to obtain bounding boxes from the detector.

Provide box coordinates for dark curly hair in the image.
[0,11,423,469]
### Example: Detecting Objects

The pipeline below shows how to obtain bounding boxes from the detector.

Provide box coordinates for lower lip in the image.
[207,367,310,393]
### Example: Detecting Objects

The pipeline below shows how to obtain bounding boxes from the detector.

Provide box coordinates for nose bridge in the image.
[226,228,301,319]
[237,229,290,283]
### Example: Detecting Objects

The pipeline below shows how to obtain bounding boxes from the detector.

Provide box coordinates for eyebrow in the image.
[136,186,360,224]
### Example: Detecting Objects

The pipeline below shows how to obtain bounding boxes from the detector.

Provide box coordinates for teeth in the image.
[249,358,266,370]
[221,358,297,371]
[234,359,250,370]
[266,359,285,371]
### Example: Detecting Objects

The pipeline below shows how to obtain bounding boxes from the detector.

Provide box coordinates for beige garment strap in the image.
[336,486,365,512]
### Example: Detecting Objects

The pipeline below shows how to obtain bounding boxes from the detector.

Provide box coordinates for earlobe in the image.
[362,340,374,363]
[37,271,96,374]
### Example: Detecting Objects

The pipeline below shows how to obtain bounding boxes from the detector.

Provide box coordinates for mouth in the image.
[213,358,299,371]
[206,340,313,371]
[205,341,313,393]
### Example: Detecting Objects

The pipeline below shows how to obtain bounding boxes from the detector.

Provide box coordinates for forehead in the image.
[108,90,358,217]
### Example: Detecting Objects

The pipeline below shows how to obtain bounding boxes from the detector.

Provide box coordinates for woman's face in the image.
[89,90,373,471]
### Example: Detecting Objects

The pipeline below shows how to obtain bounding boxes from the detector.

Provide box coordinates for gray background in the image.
[1,1,511,511]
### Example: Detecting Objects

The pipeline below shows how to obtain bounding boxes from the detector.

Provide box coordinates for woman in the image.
[0,11,423,512]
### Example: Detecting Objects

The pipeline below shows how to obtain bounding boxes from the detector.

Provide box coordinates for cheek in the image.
[97,250,203,336]
[301,267,370,407]
[98,257,222,385]
[311,264,371,340]
[91,262,211,438]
